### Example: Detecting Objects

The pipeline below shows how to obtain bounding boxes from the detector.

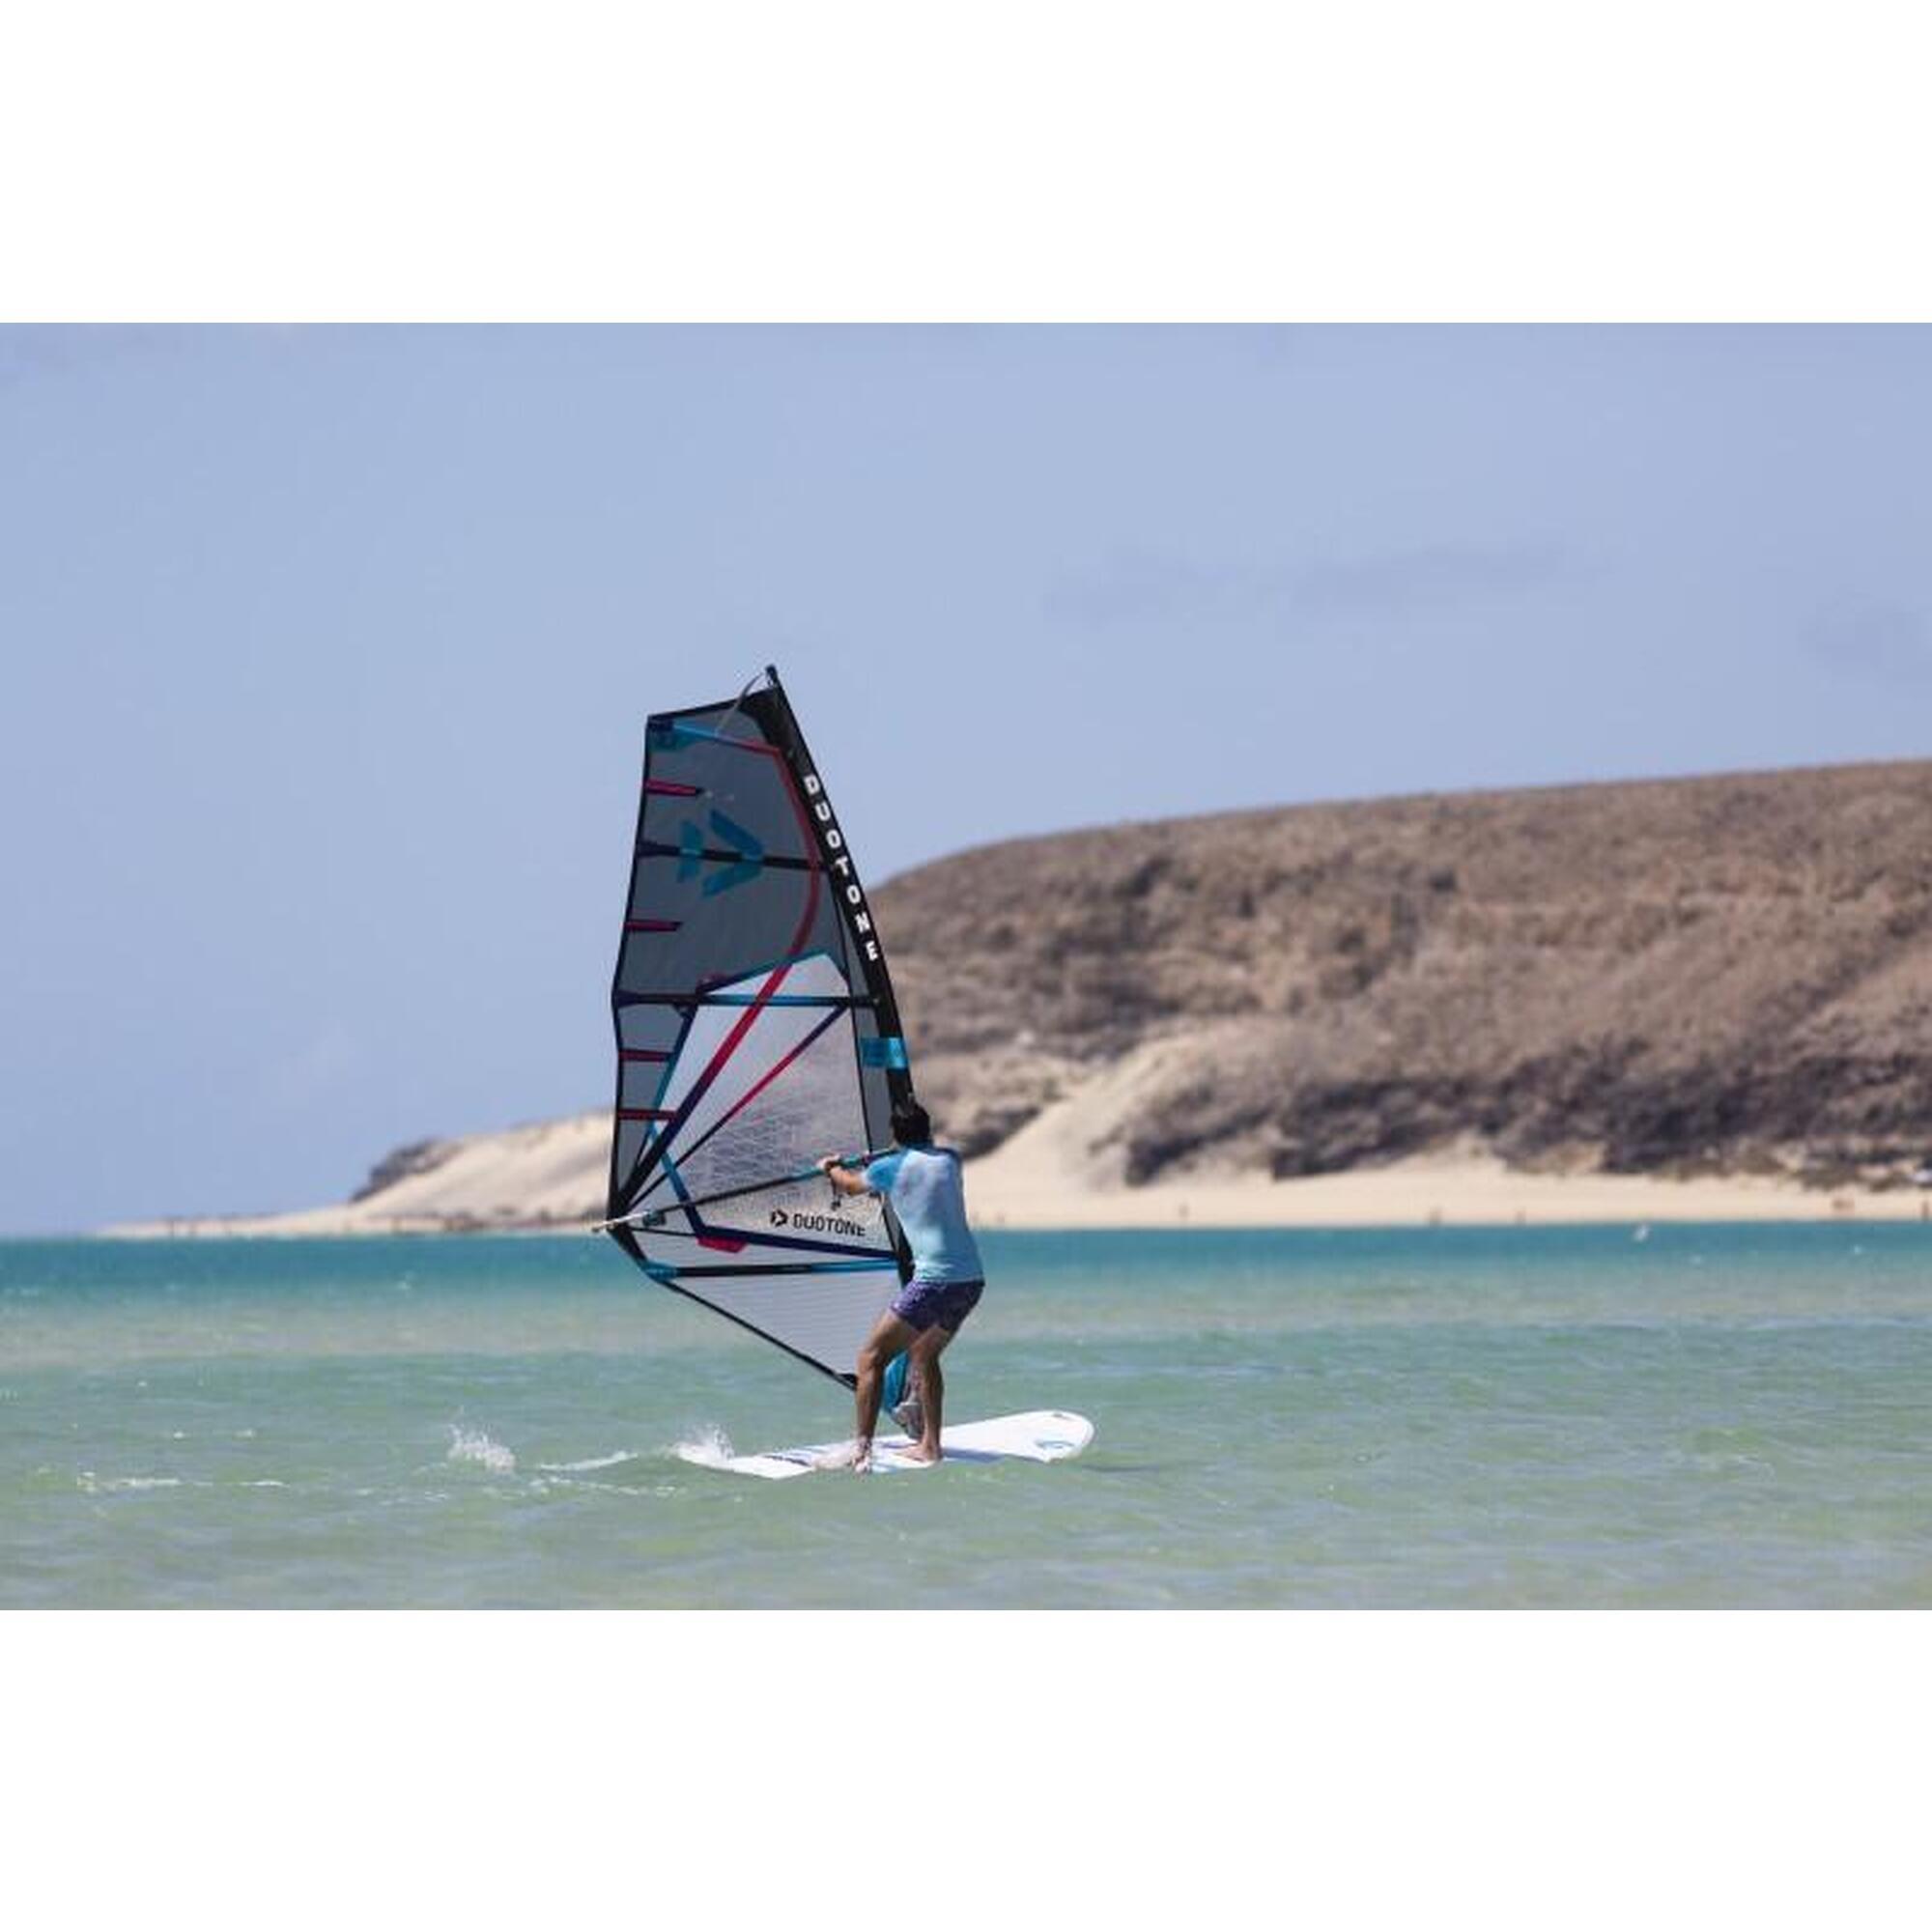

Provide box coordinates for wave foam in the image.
[446,1425,517,1474]
[535,1449,641,1473]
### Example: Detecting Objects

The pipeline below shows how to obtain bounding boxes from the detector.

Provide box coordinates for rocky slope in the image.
[885,757,1932,1190]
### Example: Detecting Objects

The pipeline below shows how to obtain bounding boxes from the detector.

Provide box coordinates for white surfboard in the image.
[680,1409,1094,1481]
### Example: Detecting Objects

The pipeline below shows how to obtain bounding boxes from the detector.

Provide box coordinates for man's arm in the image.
[817,1156,873,1198]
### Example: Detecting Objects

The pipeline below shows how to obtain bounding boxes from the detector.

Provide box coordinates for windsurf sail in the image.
[604,665,914,1388]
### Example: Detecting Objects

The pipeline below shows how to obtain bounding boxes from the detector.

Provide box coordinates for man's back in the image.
[864,1145,983,1284]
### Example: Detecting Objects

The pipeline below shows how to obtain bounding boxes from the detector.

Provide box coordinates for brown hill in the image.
[881,759,1932,1190]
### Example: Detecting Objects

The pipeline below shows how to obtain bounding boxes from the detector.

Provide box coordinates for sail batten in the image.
[605,667,913,1390]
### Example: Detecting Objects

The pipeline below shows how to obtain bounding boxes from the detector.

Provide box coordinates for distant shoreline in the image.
[105,1147,1932,1238]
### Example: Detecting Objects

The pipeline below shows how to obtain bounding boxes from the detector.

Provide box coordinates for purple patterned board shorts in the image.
[891,1277,984,1335]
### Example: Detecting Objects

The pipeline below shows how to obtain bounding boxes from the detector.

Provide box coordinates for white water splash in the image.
[77,1472,185,1493]
[669,1425,735,1468]
[446,1425,517,1474]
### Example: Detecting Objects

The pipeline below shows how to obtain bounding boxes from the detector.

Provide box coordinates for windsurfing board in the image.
[680,1408,1094,1481]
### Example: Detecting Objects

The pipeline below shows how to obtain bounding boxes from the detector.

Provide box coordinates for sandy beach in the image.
[969,1151,1932,1230]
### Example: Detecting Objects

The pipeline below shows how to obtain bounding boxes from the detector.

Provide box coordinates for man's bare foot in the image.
[851,1442,873,1475]
[898,1444,941,1465]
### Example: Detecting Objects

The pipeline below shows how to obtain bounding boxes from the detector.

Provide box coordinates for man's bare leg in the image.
[897,1326,955,1463]
[853,1310,920,1473]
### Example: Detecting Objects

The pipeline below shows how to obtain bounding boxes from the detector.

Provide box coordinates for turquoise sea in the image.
[5,1225,1932,1607]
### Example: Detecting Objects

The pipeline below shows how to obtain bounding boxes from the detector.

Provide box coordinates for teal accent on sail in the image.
[861,1036,908,1069]
[673,809,766,893]
[704,809,766,895]
[678,819,705,881]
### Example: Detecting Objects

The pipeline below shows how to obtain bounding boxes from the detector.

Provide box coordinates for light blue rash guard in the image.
[864,1145,984,1285]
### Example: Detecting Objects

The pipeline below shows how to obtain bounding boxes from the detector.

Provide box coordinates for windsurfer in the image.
[819,1098,985,1471]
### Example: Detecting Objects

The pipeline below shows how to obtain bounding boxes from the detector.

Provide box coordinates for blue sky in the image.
[3,326,1929,1232]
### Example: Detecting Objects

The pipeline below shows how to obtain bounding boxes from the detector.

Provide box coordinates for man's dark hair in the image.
[891,1097,932,1147]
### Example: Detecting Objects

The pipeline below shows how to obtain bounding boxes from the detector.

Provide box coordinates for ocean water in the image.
[4,1224,1932,1607]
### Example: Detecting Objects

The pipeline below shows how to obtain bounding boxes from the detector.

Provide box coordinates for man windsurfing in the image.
[819,1097,984,1471]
